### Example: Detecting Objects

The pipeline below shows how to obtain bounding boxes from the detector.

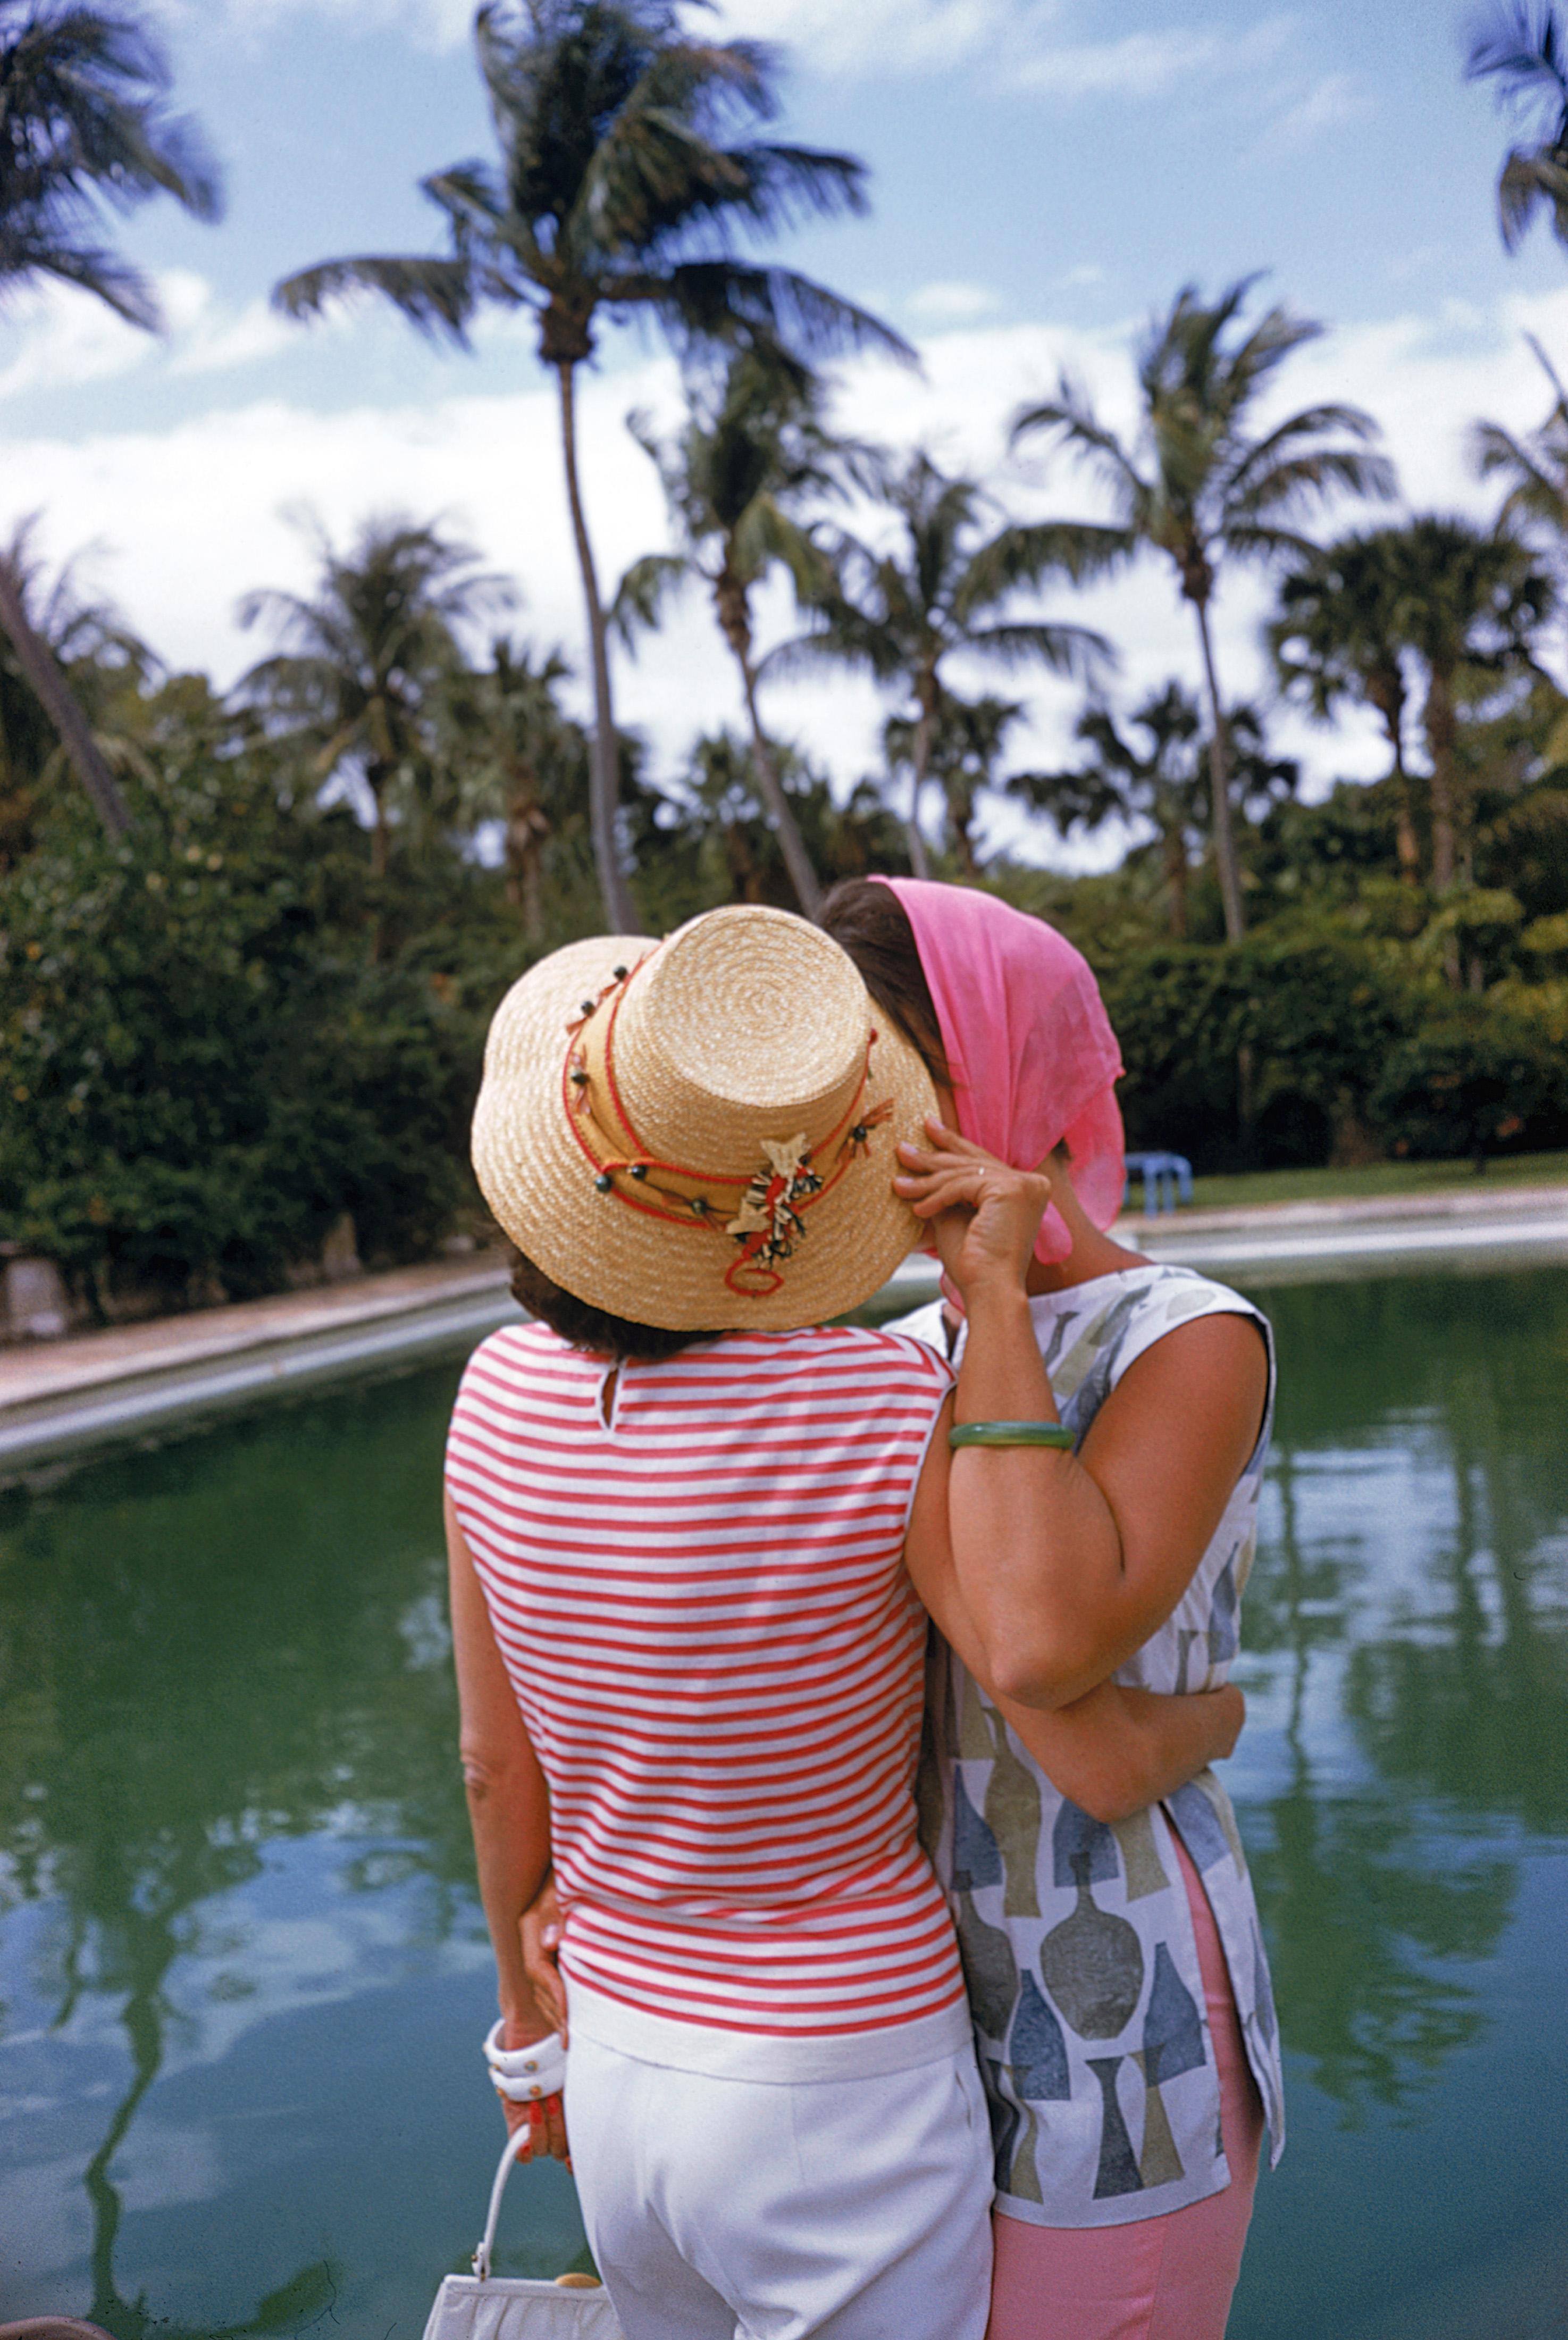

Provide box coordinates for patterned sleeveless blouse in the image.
[890,1264,1286,2228]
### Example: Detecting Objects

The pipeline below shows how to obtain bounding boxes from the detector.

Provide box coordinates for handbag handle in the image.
[473,2125,542,2281]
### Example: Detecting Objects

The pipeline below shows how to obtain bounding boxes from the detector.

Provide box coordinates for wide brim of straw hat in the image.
[472,918,937,1332]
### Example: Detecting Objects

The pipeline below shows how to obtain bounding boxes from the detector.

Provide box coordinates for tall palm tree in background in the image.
[0,0,221,837]
[773,450,1112,881]
[883,688,1026,880]
[1472,339,1568,633]
[613,348,871,917]
[0,514,153,866]
[447,638,585,939]
[1019,682,1207,937]
[273,1,909,932]
[236,516,513,879]
[1380,516,1552,906]
[1272,530,1423,885]
[1013,277,1395,942]
[1465,3,1568,251]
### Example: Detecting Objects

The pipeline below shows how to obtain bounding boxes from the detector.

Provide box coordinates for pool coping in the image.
[4,1183,1567,1482]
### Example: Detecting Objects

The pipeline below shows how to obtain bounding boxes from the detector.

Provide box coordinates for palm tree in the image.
[447,637,586,939]
[1018,683,1207,937]
[236,515,513,878]
[1465,3,1568,251]
[883,687,1026,880]
[1012,277,1395,941]
[612,348,872,917]
[273,2,909,932]
[1380,516,1552,903]
[1471,335,1568,626]
[772,449,1113,881]
[1271,531,1423,884]
[0,515,153,865]
[0,1,221,837]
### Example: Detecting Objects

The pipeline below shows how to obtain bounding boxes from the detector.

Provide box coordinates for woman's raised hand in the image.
[894,1120,1050,1301]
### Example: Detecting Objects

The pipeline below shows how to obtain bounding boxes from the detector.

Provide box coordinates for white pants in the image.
[564,2032,994,2340]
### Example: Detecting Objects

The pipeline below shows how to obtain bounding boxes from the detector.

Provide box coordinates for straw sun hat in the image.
[472,905,937,1332]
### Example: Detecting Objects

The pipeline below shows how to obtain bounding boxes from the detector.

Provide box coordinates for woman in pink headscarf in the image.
[821,878,1282,2340]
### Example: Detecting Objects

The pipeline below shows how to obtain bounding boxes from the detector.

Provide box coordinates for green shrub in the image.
[1368,1004,1568,1166]
[0,759,489,1311]
[1099,930,1412,1171]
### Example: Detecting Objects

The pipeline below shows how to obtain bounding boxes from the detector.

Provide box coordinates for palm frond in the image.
[1498,143,1568,246]
[634,260,916,364]
[1229,445,1398,524]
[1011,379,1147,510]
[271,254,479,342]
[1465,3,1568,113]
[963,619,1116,681]
[0,233,161,328]
[609,551,692,649]
[957,520,1137,612]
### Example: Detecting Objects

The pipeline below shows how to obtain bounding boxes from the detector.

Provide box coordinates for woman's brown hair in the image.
[818,879,952,1088]
[508,1248,715,1361]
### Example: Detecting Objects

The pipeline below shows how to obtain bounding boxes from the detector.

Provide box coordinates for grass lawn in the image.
[1170,1151,1568,1213]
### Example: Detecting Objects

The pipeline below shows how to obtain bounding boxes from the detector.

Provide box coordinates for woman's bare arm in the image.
[993,1679,1244,1825]
[899,1127,1268,1709]
[909,1485,1244,1822]
[446,1490,566,2153]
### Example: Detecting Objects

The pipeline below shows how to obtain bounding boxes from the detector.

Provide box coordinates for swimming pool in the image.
[1,1268,1564,2338]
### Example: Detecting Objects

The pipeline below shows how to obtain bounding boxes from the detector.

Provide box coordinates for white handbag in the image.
[422,2125,625,2340]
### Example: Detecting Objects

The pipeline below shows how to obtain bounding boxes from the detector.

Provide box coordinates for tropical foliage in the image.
[11,3,1568,1316]
[769,449,1111,880]
[272,0,909,932]
[1012,276,1395,939]
[0,0,223,840]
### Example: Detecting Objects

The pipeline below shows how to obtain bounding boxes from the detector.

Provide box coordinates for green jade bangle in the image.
[949,1420,1075,1450]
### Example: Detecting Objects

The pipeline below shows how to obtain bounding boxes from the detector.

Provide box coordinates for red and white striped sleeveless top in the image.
[445,1319,966,2059]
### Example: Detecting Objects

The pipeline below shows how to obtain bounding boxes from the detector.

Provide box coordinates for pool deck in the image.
[4,1179,1567,1481]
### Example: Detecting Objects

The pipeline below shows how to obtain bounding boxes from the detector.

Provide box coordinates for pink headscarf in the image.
[873,877,1125,1266]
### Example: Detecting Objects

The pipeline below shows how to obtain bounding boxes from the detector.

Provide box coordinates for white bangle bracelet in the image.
[483,2019,567,2101]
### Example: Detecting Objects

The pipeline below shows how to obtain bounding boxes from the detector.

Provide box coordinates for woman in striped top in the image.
[447,907,1242,2340]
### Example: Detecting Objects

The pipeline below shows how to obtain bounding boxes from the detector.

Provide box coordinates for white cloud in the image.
[0,283,155,402]
[714,0,1295,99]
[158,0,474,53]
[0,271,303,403]
[1013,16,1292,99]
[1261,70,1368,157]
[5,282,1567,866]
[712,0,1025,76]
[907,281,1003,322]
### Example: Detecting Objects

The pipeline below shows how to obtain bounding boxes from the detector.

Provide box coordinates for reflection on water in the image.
[1,1273,1565,2339]
[0,1370,586,2336]
[1228,1272,1568,2340]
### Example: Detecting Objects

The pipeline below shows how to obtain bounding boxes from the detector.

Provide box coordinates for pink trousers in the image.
[984,1835,1264,2340]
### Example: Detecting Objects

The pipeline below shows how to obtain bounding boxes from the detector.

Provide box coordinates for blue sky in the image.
[4,0,1565,861]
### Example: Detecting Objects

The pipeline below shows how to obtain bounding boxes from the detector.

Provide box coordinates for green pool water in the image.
[2,1269,1565,2339]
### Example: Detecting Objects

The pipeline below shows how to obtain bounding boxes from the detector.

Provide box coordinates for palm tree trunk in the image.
[1370,676,1420,885]
[736,644,821,918]
[1160,819,1189,939]
[368,766,389,879]
[0,555,131,839]
[907,680,935,884]
[1424,666,1458,893]
[556,360,637,933]
[1424,663,1461,989]
[1392,750,1421,887]
[1192,596,1244,943]
[950,788,978,880]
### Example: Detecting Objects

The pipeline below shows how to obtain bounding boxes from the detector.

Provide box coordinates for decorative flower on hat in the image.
[726,1134,823,1292]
